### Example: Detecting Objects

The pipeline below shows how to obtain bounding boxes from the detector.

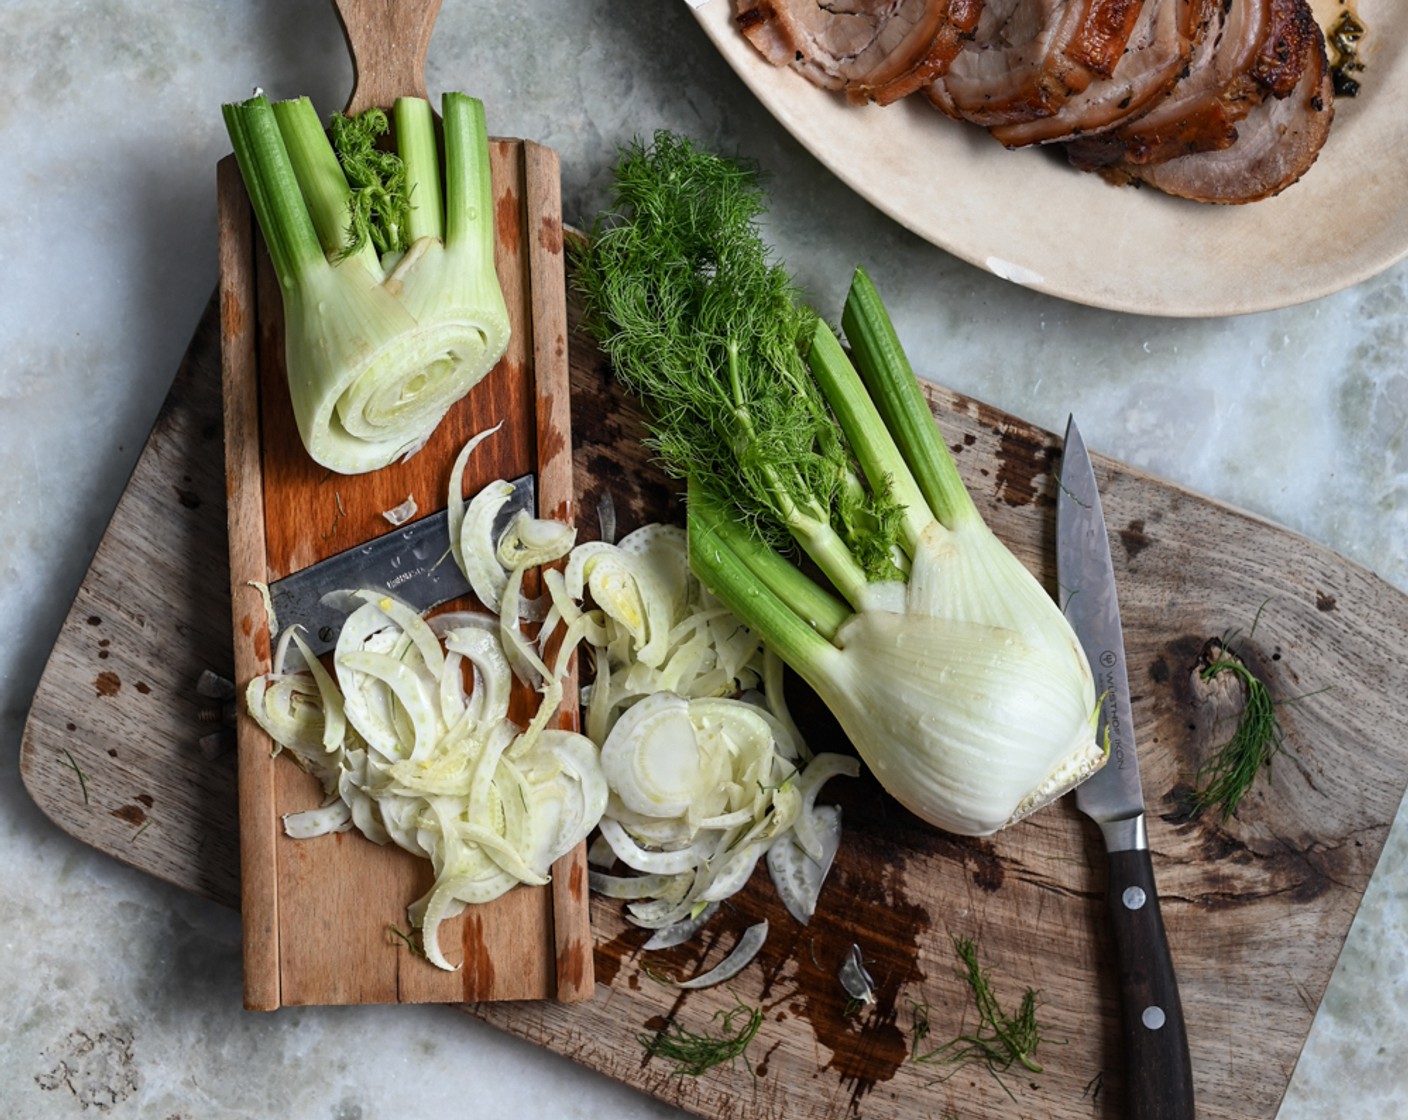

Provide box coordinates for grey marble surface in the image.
[2,1,1405,1116]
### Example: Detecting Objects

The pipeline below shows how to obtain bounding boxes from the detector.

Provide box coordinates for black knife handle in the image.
[1107,847,1195,1120]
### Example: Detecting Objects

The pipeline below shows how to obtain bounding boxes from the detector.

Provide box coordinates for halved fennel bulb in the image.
[821,517,1100,833]
[222,91,509,473]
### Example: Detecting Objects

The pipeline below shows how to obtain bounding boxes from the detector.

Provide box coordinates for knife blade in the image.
[1057,416,1195,1120]
[268,472,536,657]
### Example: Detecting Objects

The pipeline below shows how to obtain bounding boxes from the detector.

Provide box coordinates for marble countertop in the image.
[3,1,1405,1116]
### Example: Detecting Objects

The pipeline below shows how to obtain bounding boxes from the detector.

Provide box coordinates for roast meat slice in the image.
[1129,27,1332,202]
[927,0,1091,126]
[735,0,985,105]
[990,0,1215,148]
[1066,0,1318,171]
[934,0,1199,128]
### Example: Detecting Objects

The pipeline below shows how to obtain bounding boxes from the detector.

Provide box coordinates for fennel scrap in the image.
[640,996,764,1078]
[910,936,1047,1099]
[1190,633,1293,822]
[60,749,90,806]
[575,133,1102,837]
[386,924,426,958]
[644,921,771,991]
[838,942,876,1006]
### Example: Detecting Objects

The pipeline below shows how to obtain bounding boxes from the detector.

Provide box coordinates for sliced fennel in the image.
[222,91,509,474]
[767,803,841,926]
[668,920,770,990]
[247,435,856,969]
[575,135,1104,836]
[839,943,877,1006]
[590,690,856,933]
[551,523,775,746]
[640,903,720,950]
[246,592,606,971]
[514,514,853,932]
[381,496,417,526]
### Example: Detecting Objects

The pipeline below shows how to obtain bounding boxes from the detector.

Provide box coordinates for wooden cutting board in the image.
[20,285,1408,1119]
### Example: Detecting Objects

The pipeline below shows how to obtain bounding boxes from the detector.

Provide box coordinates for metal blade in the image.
[268,473,537,657]
[1057,417,1146,851]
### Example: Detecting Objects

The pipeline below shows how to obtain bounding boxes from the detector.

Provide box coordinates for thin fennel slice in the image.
[670,921,770,990]
[767,803,843,926]
[642,903,721,950]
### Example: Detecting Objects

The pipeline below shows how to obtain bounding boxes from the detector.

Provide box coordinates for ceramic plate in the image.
[689,0,1407,317]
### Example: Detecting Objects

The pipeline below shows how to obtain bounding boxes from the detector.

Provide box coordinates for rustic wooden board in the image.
[218,135,588,1010]
[20,299,242,904]
[21,285,1408,1119]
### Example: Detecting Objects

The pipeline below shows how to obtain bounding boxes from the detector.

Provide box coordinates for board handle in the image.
[330,0,444,115]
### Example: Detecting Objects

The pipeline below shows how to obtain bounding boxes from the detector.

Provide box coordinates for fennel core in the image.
[574,132,1103,838]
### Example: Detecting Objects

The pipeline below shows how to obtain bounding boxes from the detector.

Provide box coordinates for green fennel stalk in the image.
[574,133,903,606]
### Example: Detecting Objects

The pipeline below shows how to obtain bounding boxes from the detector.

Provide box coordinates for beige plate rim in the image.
[689,0,1407,319]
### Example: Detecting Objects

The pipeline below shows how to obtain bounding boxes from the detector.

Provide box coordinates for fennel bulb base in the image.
[817,601,1104,837]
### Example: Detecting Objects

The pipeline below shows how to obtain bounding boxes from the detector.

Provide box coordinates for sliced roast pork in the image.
[1066,0,1320,171]
[927,0,1088,125]
[918,0,1182,128]
[735,0,985,105]
[727,0,1336,203]
[990,0,1216,148]
[1128,29,1333,203]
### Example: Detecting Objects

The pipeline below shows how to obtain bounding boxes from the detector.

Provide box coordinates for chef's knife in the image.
[1057,416,1195,1120]
[268,473,536,657]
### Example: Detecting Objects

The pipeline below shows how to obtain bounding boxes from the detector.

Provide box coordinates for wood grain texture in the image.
[483,322,1408,1120]
[20,297,240,906]
[522,143,594,1004]
[331,0,442,115]
[218,137,587,1009]
[21,284,1408,1118]
[219,154,281,1011]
